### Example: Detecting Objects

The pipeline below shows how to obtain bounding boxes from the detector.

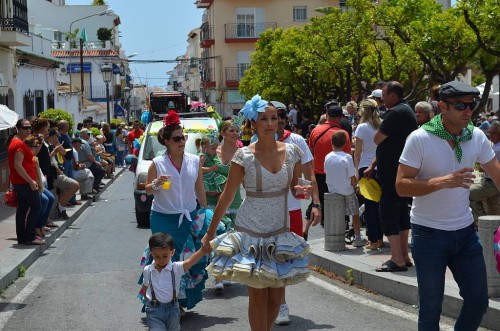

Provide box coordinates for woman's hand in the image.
[29,180,38,191]
[201,233,214,253]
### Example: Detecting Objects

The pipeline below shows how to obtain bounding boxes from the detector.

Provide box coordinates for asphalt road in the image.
[0,171,465,331]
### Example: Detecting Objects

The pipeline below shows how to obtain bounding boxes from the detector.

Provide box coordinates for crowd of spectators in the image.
[6,115,145,246]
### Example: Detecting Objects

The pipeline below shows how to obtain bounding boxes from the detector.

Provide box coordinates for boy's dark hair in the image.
[149,232,175,250]
[331,131,347,149]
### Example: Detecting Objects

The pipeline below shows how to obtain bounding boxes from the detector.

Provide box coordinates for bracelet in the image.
[311,203,321,209]
[151,179,161,191]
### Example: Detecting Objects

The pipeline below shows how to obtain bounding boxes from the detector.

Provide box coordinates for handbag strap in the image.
[312,123,340,150]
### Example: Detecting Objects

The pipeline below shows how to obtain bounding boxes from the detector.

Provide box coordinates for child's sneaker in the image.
[213,281,224,293]
[275,304,290,325]
[352,238,366,247]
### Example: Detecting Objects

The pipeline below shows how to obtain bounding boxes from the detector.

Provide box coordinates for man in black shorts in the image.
[365,81,418,272]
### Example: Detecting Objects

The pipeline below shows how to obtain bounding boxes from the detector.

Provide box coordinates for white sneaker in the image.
[352,238,366,247]
[213,282,224,292]
[275,304,290,325]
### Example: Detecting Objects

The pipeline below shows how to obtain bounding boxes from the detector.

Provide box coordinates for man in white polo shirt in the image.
[396,81,500,331]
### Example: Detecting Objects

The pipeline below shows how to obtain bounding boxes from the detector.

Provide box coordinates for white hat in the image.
[368,89,382,98]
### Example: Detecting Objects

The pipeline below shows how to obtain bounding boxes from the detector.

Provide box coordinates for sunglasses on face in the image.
[446,101,478,111]
[169,135,188,143]
[21,126,32,130]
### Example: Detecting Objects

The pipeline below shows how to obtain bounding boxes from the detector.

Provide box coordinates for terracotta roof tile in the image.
[52,50,120,58]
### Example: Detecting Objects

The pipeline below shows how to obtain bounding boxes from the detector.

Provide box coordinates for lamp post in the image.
[69,9,114,95]
[123,86,131,122]
[101,64,113,123]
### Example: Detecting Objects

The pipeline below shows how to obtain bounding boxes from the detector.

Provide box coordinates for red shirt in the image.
[8,138,36,184]
[308,121,351,174]
[127,129,144,144]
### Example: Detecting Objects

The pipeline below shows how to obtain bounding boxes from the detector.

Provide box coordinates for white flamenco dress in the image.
[206,143,311,288]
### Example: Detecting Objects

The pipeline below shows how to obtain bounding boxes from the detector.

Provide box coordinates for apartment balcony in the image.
[225,67,246,88]
[51,40,112,50]
[0,0,30,46]
[200,23,214,48]
[201,67,215,89]
[195,0,213,9]
[225,23,277,43]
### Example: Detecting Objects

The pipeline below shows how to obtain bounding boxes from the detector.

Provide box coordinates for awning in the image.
[0,104,19,131]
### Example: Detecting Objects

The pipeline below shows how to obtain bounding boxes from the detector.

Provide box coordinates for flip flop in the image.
[406,261,414,267]
[375,260,408,272]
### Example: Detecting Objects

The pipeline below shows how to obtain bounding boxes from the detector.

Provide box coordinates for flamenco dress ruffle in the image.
[207,230,311,289]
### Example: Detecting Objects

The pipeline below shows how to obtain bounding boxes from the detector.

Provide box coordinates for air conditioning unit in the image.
[59,67,67,74]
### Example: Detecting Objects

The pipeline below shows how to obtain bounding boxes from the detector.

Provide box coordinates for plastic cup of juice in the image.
[296,178,312,199]
[162,179,171,190]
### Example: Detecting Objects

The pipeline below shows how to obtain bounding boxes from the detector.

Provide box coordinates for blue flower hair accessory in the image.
[241,94,269,121]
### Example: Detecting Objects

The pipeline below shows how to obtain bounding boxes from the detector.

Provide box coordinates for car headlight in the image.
[136,172,148,190]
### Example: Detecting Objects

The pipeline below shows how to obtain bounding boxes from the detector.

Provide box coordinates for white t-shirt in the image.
[288,108,298,125]
[324,151,356,195]
[353,122,377,170]
[284,133,314,211]
[399,127,495,231]
[142,261,184,303]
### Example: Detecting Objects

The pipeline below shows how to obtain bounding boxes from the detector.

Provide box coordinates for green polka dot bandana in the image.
[421,114,473,163]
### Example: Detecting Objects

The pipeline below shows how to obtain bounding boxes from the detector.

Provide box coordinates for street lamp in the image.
[123,86,131,122]
[69,8,114,94]
[101,64,113,123]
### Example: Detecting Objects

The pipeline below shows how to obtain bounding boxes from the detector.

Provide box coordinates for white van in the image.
[133,116,218,227]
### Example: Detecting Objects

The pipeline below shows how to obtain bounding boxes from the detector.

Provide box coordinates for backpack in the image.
[494,226,500,273]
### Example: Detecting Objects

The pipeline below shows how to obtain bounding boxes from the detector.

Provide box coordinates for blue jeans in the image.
[411,223,488,331]
[116,150,125,166]
[145,301,180,331]
[39,188,55,228]
[13,183,41,244]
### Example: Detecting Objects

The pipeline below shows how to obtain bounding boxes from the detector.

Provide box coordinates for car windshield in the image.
[141,119,218,160]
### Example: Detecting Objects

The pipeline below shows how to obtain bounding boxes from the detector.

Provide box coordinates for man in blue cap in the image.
[396,80,500,330]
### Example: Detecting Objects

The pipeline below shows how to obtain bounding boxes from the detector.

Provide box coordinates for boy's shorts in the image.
[343,192,359,216]
[145,301,180,331]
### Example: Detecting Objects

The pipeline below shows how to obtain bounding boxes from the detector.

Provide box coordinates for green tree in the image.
[92,0,106,5]
[38,109,75,136]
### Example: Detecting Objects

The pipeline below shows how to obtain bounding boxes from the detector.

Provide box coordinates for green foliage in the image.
[92,0,106,5]
[97,27,112,41]
[39,108,75,136]
[18,265,26,278]
[110,118,124,126]
[90,127,101,137]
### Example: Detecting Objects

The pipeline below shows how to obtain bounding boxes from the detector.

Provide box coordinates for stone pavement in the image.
[0,169,498,330]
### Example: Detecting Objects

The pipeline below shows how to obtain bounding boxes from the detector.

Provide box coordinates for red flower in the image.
[164,110,181,127]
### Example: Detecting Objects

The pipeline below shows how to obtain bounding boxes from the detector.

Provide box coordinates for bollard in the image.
[478,215,500,298]
[324,193,346,252]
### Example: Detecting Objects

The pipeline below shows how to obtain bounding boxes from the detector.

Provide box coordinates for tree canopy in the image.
[239,0,500,116]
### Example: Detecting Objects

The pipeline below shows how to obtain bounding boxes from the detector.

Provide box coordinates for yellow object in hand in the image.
[162,181,171,190]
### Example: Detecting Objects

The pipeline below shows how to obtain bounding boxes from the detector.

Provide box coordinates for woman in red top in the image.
[6,119,44,245]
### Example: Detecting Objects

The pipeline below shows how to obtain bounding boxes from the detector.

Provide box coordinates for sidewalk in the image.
[308,237,500,330]
[0,167,126,292]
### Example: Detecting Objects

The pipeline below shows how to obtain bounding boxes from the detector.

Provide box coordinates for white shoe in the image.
[213,282,224,292]
[275,304,290,325]
[352,238,366,247]
[222,280,233,286]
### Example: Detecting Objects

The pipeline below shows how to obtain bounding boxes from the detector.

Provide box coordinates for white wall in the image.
[15,65,58,118]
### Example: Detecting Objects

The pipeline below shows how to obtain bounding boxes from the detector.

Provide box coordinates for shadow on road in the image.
[180,311,238,330]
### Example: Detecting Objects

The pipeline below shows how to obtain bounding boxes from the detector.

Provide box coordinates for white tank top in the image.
[151,153,200,224]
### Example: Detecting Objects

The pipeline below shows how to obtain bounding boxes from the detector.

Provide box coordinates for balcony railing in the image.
[83,85,120,100]
[0,0,29,35]
[225,22,277,40]
[225,67,245,82]
[200,23,214,48]
[201,67,214,83]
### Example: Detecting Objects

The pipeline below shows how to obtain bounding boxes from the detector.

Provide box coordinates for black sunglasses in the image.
[21,126,32,130]
[446,101,478,111]
[169,135,187,143]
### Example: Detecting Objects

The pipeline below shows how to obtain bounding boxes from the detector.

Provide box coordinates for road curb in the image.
[308,239,500,330]
[0,167,126,292]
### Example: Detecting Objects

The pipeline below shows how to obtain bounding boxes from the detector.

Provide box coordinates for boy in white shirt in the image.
[141,232,207,331]
[324,131,365,247]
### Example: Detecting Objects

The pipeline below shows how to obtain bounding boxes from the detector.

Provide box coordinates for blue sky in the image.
[66,0,203,88]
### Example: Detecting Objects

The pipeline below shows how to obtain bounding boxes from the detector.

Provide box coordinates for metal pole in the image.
[106,82,110,123]
[80,38,84,109]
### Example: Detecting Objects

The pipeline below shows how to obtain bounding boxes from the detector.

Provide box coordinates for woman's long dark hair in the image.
[5,119,26,147]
